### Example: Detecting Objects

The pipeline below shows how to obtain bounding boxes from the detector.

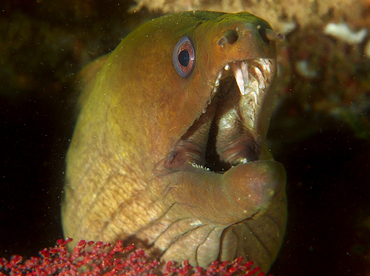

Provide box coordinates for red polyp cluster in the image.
[0,238,270,276]
[164,258,267,276]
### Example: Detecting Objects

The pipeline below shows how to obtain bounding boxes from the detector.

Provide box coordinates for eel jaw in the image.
[149,57,284,271]
[160,57,275,174]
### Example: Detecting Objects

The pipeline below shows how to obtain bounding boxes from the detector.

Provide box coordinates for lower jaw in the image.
[165,159,286,221]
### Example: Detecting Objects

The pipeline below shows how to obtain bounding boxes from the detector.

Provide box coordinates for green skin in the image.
[62,11,287,273]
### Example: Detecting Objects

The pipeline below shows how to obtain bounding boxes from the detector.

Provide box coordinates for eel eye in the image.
[173,36,195,77]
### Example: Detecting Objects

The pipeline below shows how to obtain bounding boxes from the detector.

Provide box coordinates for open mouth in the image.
[162,57,275,174]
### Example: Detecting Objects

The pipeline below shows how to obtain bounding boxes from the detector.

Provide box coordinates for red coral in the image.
[0,238,271,276]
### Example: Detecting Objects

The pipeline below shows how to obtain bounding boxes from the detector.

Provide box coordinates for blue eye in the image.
[173,36,195,77]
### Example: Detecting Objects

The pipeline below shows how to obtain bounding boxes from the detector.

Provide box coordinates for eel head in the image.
[62,11,287,274]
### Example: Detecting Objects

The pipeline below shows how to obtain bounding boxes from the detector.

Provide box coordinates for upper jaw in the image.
[158,57,276,174]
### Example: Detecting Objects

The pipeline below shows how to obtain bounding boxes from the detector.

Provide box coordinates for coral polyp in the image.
[0,238,269,276]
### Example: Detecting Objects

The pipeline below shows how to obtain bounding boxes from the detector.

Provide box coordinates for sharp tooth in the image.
[234,61,249,96]
[190,162,210,170]
[217,71,223,80]
[239,158,248,164]
[247,75,259,93]
[213,70,223,91]
[241,61,249,88]
[249,91,258,105]
[253,81,258,92]
[234,67,245,95]
[256,58,271,78]
[224,64,230,70]
[254,67,265,89]
[263,59,271,74]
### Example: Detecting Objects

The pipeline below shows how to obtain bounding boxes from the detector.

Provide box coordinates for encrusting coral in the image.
[131,0,370,34]
[0,238,269,276]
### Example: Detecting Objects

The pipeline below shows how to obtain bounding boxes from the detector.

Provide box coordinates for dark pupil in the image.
[178,50,190,67]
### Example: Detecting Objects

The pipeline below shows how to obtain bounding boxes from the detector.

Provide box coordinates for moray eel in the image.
[62,11,287,273]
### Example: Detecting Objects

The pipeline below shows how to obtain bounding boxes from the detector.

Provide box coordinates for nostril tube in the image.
[218,30,239,47]
[265,29,285,42]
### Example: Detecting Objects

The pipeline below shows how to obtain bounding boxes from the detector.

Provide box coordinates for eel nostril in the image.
[265,29,285,42]
[218,30,239,47]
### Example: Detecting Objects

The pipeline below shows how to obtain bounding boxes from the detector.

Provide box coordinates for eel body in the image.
[62,11,287,272]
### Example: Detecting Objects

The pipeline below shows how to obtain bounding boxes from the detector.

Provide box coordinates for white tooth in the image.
[234,68,246,95]
[191,162,210,171]
[191,162,201,169]
[249,75,259,92]
[241,62,249,94]
[224,64,230,70]
[217,71,223,80]
[264,60,271,74]
[239,158,248,164]
[251,92,258,105]
[241,61,248,79]
[257,59,271,76]
[254,81,259,94]
[213,71,223,90]
[254,67,265,88]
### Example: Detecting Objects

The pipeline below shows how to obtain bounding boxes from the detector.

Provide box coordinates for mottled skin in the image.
[62,11,287,273]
